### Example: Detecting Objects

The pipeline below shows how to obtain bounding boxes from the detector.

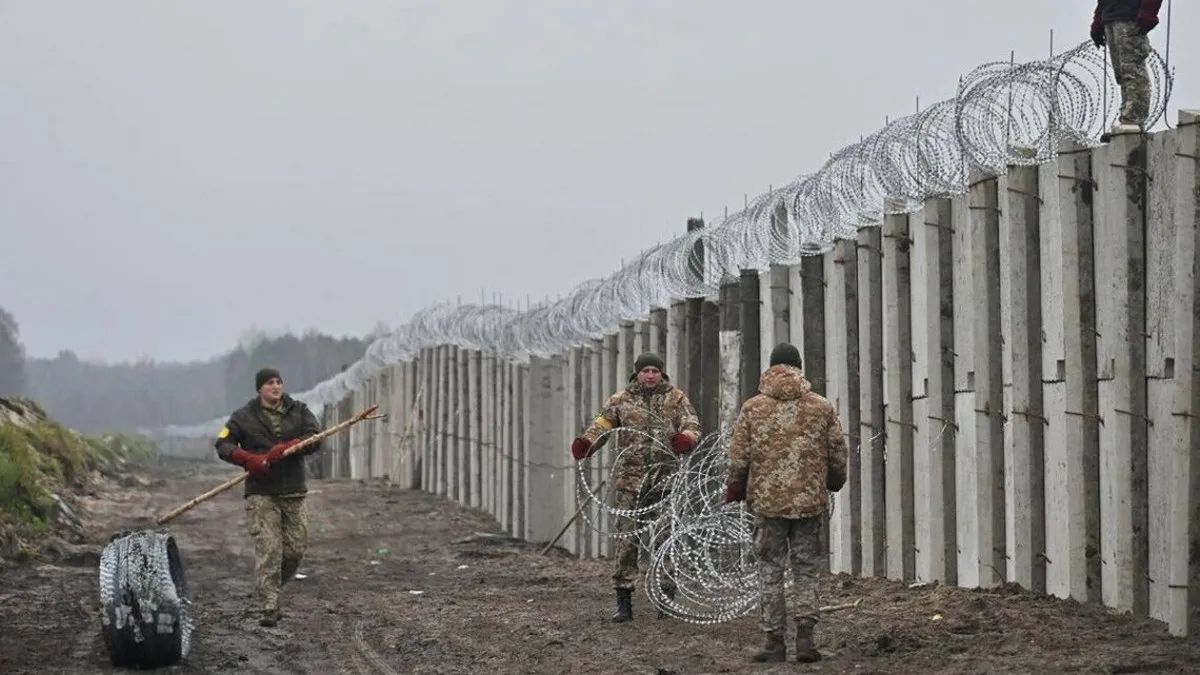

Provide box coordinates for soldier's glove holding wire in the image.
[571,437,595,461]
[723,483,744,504]
[265,438,302,463]
[669,433,695,456]
[231,448,271,479]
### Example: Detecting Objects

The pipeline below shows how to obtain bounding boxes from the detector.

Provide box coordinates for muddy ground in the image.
[1,458,1197,675]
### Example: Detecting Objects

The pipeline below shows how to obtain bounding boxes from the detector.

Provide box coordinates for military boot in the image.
[611,589,633,623]
[794,619,821,663]
[751,632,786,663]
[259,609,282,627]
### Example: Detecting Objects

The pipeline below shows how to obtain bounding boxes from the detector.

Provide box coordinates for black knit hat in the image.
[631,353,666,380]
[769,343,802,370]
[255,367,282,391]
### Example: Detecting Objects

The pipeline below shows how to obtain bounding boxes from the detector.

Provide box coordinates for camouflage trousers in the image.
[1106,21,1151,126]
[245,494,308,612]
[611,482,674,592]
[754,516,822,635]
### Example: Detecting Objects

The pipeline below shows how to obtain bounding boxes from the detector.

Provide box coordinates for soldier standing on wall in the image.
[1091,0,1163,135]
[570,353,701,622]
[214,368,324,627]
[724,344,849,663]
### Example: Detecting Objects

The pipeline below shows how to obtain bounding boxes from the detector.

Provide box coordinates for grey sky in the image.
[2,1,1196,363]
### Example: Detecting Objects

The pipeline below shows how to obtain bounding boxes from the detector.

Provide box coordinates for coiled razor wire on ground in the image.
[572,419,952,624]
[573,429,759,624]
[99,530,193,667]
[163,41,1171,439]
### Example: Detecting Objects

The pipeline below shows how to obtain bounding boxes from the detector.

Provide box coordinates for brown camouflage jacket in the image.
[725,365,848,519]
[581,381,701,492]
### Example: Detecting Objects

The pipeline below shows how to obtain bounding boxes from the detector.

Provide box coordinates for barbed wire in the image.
[161,40,1171,438]
[573,417,953,624]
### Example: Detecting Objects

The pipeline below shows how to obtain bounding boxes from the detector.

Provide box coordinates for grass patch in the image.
[0,398,157,542]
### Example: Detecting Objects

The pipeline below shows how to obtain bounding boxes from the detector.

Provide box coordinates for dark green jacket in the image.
[214,394,323,496]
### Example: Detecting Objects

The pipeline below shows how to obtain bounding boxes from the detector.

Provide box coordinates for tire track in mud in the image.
[354,621,399,675]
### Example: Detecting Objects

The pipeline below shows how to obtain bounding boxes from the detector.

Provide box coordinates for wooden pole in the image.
[156,405,380,525]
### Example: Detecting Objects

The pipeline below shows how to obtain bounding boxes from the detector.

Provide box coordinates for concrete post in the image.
[515,363,528,537]
[969,174,1007,588]
[650,308,669,364]
[740,269,762,405]
[1094,133,1150,614]
[571,347,588,557]
[768,264,791,348]
[918,198,958,584]
[826,240,861,575]
[759,266,775,371]
[686,217,706,419]
[1166,110,1200,636]
[718,330,742,432]
[1001,162,1046,594]
[498,361,512,532]
[469,350,482,509]
[858,226,886,578]
[435,346,448,495]
[422,348,434,491]
[801,257,827,395]
[481,351,495,515]
[718,280,741,430]
[563,349,581,555]
[799,253,831,560]
[389,364,404,483]
[525,356,566,543]
[949,192,981,586]
[1046,140,1099,598]
[456,347,469,504]
[700,298,721,436]
[616,322,634,388]
[686,297,704,408]
[1146,112,1200,635]
[668,301,688,393]
[592,339,608,557]
[636,319,651,355]
[883,210,915,581]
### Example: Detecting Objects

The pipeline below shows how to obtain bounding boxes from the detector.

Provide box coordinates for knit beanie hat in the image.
[255,367,282,391]
[768,343,803,370]
[630,353,666,381]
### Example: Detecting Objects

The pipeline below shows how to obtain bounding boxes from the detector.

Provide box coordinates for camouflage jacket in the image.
[581,381,701,492]
[725,365,848,519]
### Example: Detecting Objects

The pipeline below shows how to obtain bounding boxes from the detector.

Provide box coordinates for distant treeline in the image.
[22,327,369,433]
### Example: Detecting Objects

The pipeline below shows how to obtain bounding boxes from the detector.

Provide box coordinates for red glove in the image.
[724,483,744,503]
[231,448,271,479]
[266,438,302,463]
[570,437,594,461]
[670,433,695,456]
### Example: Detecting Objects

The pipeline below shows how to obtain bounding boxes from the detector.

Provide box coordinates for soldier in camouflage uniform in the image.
[1091,0,1162,133]
[724,344,848,663]
[215,368,323,627]
[571,353,701,622]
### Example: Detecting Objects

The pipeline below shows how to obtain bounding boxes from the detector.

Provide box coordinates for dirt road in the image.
[0,459,1196,674]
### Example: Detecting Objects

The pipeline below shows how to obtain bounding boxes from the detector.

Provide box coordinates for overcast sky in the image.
[2,1,1196,363]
